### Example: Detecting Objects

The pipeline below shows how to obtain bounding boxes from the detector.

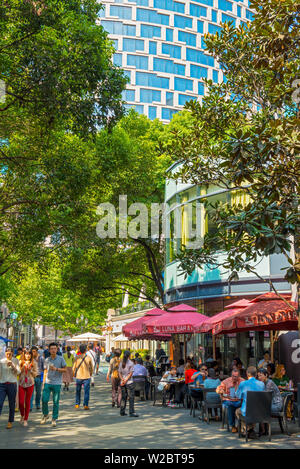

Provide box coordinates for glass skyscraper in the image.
[99,0,253,121]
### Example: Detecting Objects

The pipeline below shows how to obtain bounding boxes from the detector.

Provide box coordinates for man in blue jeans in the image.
[72,344,94,410]
[216,369,245,433]
[41,343,66,427]
[30,346,44,410]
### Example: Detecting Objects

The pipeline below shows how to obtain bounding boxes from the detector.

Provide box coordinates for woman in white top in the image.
[0,347,21,429]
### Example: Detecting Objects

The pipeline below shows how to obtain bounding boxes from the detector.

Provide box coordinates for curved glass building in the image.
[99,0,254,121]
[164,163,291,369]
[164,163,291,304]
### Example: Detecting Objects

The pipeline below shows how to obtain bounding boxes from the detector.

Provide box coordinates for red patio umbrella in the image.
[122,308,171,341]
[194,299,252,333]
[211,293,298,335]
[144,303,208,334]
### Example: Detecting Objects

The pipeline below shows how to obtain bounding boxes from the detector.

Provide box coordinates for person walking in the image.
[119,350,138,418]
[95,343,101,375]
[18,350,37,426]
[62,346,75,391]
[0,347,21,429]
[30,346,44,411]
[41,343,67,427]
[106,348,122,407]
[72,344,94,410]
[86,343,96,387]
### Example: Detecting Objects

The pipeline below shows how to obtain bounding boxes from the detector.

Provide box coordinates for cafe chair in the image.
[297,383,300,428]
[190,390,203,418]
[237,391,272,443]
[200,388,222,424]
[221,405,230,432]
[271,391,294,436]
[152,379,168,407]
[133,375,147,401]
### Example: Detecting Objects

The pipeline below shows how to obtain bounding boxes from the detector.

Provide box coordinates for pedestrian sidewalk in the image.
[1,374,300,449]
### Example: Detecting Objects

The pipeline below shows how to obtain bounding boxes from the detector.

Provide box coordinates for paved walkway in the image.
[1,374,300,449]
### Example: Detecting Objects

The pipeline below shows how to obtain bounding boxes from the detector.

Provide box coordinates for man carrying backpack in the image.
[106,348,121,408]
[72,344,94,410]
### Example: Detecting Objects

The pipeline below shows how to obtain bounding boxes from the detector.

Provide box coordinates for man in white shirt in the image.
[0,347,21,429]
[86,344,96,387]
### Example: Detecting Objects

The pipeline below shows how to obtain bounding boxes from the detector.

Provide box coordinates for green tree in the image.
[5,253,106,334]
[167,0,300,311]
[61,111,173,309]
[0,0,127,280]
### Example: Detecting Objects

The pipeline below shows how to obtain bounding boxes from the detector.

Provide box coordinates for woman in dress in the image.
[62,346,75,390]
[18,350,37,426]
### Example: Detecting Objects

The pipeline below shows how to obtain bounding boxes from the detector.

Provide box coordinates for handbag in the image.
[74,355,87,378]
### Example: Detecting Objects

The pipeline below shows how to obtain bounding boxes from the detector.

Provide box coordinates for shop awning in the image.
[66,332,105,342]
[211,293,298,335]
[144,303,208,334]
[194,299,251,333]
[112,334,129,342]
[122,307,171,341]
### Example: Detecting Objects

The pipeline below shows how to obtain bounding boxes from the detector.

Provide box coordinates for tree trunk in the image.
[172,334,181,367]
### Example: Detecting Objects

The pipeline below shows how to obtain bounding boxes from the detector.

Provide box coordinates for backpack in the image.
[111,357,121,379]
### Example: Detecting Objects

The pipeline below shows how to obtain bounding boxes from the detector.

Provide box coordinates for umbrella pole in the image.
[212,335,216,361]
[270,331,274,363]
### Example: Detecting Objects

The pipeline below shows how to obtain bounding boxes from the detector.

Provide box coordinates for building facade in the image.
[104,301,169,357]
[99,0,253,121]
[164,164,291,369]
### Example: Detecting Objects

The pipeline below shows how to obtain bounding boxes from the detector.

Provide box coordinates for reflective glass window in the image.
[149,41,157,54]
[189,4,207,17]
[154,57,185,75]
[123,24,137,35]
[208,23,222,34]
[190,0,213,5]
[162,43,181,59]
[213,70,219,83]
[123,38,144,52]
[190,64,208,79]
[174,15,192,29]
[113,53,122,66]
[136,71,170,88]
[166,28,173,41]
[124,89,135,101]
[197,20,204,33]
[140,88,161,103]
[162,108,178,120]
[127,54,149,69]
[198,82,205,95]
[174,77,193,92]
[246,9,254,20]
[178,30,196,46]
[178,94,197,106]
[221,13,236,26]
[154,0,185,13]
[148,106,157,120]
[211,10,218,22]
[166,92,173,105]
[187,49,214,67]
[140,24,161,38]
[110,5,132,19]
[137,8,169,25]
[218,0,233,12]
